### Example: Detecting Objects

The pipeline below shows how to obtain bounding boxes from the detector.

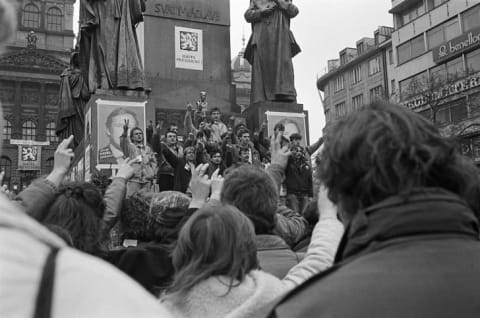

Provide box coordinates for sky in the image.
[73,1,393,140]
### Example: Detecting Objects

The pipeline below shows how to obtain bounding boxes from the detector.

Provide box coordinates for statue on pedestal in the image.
[78,0,146,93]
[56,52,90,149]
[244,0,301,104]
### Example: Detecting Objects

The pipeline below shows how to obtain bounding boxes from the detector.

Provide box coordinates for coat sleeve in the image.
[244,1,263,23]
[102,177,127,232]
[281,217,344,290]
[15,178,58,221]
[274,206,308,247]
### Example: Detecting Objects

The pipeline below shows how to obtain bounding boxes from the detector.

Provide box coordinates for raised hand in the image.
[116,158,137,180]
[270,131,291,168]
[54,135,75,174]
[189,163,211,207]
[210,169,224,201]
[123,119,129,132]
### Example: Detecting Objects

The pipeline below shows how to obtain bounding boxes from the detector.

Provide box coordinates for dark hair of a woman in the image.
[165,203,259,303]
[41,182,106,254]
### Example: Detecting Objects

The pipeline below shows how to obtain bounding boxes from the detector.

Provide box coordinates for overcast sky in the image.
[73,1,393,140]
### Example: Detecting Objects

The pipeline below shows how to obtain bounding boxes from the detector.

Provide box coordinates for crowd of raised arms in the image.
[3,1,480,318]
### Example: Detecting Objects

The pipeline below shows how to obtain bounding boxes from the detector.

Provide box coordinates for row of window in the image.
[416,94,480,126]
[326,86,384,122]
[3,120,58,142]
[23,3,63,32]
[0,156,54,188]
[396,0,449,28]
[397,4,480,65]
[399,48,480,98]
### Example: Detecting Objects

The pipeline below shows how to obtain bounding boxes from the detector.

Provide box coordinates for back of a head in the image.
[221,165,278,234]
[317,101,480,217]
[168,203,258,297]
[149,191,191,244]
[42,182,106,254]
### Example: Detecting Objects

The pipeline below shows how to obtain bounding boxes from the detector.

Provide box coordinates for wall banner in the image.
[17,145,42,170]
[175,26,203,70]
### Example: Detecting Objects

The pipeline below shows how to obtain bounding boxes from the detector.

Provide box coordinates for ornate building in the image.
[0,0,75,191]
[231,38,252,113]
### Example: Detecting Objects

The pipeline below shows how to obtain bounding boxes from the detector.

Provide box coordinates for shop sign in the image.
[433,27,480,63]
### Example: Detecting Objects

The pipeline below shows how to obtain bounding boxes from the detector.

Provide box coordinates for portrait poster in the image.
[265,111,307,147]
[84,145,91,182]
[175,26,203,70]
[17,145,42,170]
[96,99,146,166]
[85,107,92,144]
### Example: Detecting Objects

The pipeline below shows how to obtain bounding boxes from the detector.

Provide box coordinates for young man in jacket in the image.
[271,101,480,318]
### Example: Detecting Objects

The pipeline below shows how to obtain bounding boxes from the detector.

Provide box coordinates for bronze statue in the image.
[244,0,301,104]
[56,52,90,149]
[78,0,146,93]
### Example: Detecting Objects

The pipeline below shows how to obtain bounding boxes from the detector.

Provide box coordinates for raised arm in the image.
[245,1,275,23]
[184,106,198,136]
[307,136,324,156]
[276,0,299,18]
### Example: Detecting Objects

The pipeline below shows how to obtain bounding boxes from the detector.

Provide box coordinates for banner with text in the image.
[175,26,203,70]
[18,145,42,170]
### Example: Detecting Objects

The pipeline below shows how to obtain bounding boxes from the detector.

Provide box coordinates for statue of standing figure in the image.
[78,0,147,93]
[56,52,90,149]
[244,0,301,104]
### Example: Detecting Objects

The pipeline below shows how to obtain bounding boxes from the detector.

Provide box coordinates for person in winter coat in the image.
[270,101,480,318]
[161,200,343,318]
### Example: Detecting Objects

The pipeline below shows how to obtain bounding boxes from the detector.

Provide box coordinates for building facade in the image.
[390,0,480,163]
[0,0,75,191]
[231,40,252,113]
[316,26,394,124]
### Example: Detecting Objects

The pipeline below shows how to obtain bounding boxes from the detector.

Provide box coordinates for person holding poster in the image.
[244,0,301,104]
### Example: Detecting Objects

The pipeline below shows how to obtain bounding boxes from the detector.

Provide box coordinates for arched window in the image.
[46,121,58,142]
[22,120,36,141]
[22,3,40,29]
[0,156,12,188]
[46,7,63,32]
[3,120,11,140]
[45,157,54,174]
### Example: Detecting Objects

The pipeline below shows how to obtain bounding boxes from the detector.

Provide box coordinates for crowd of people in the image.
[2,1,480,317]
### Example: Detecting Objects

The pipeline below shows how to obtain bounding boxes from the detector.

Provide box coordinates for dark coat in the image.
[270,188,480,318]
[256,234,299,279]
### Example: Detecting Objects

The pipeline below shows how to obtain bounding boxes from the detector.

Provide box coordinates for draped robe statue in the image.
[56,52,90,149]
[244,0,301,104]
[79,0,146,93]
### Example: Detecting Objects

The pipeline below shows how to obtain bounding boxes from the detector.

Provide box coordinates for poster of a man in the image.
[97,103,145,165]
[266,111,307,146]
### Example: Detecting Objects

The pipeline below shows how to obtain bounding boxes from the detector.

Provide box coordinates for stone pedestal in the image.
[73,89,150,181]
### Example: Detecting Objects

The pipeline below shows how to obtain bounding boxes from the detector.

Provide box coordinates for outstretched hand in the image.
[210,169,224,201]
[116,158,137,180]
[54,135,75,175]
[270,131,291,168]
[189,163,211,206]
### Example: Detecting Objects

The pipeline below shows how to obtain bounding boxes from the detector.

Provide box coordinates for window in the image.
[351,65,362,85]
[435,98,469,125]
[370,86,384,101]
[462,4,480,32]
[466,49,480,73]
[426,0,448,11]
[352,94,364,111]
[3,120,11,140]
[391,79,396,95]
[334,75,345,92]
[427,17,461,50]
[22,3,40,29]
[368,57,381,75]
[340,52,347,65]
[45,157,54,174]
[418,108,432,120]
[446,56,464,78]
[388,49,394,65]
[357,42,365,55]
[46,7,63,32]
[325,109,332,122]
[335,102,346,118]
[0,156,12,188]
[22,120,36,141]
[398,35,425,64]
[46,122,58,142]
[399,71,427,98]
[399,1,426,27]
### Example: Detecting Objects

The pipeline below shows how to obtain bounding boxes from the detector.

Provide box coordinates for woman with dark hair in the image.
[161,200,342,317]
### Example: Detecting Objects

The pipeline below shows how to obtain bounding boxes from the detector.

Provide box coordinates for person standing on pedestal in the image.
[244,0,301,104]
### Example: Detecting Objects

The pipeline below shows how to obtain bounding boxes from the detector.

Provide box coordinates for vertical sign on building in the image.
[175,26,203,70]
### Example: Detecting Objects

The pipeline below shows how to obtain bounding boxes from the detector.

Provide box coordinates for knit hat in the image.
[149,191,191,244]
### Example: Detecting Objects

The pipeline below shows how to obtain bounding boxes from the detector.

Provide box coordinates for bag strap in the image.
[34,246,60,318]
